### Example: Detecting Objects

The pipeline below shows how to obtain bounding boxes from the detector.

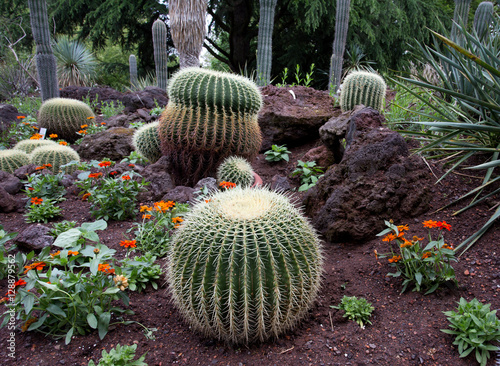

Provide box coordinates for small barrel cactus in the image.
[37,97,95,141]
[340,71,386,112]
[0,150,31,174]
[132,122,162,163]
[159,67,263,185]
[216,156,255,187]
[13,139,58,154]
[31,145,80,173]
[168,187,323,345]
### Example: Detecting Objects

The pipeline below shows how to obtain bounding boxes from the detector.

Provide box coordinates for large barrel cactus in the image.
[0,150,31,174]
[168,187,323,344]
[37,98,95,141]
[159,68,262,185]
[340,71,386,112]
[31,145,80,173]
[13,139,58,154]
[132,122,162,163]
[216,156,255,187]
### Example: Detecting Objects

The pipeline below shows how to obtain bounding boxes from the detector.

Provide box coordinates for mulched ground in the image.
[0,141,499,366]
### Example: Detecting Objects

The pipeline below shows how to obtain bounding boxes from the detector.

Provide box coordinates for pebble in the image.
[464,270,470,275]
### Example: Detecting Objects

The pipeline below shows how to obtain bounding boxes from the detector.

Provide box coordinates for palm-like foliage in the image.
[53,36,97,87]
[392,17,500,254]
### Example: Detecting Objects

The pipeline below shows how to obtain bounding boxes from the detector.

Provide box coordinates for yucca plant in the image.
[392,17,500,254]
[53,36,97,87]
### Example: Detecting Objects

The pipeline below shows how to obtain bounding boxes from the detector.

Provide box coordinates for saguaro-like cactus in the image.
[152,20,168,90]
[31,145,80,173]
[0,150,31,174]
[159,67,262,185]
[129,54,138,89]
[216,156,255,187]
[256,0,278,87]
[169,0,206,69]
[168,187,324,344]
[451,0,473,44]
[132,122,162,163]
[473,2,494,41]
[339,71,386,112]
[329,0,351,95]
[28,0,59,101]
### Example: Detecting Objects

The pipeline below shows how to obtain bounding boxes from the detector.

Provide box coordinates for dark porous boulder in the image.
[258,85,340,151]
[15,224,54,252]
[0,104,23,133]
[0,186,19,213]
[13,164,38,180]
[121,87,168,114]
[139,156,175,201]
[0,171,23,194]
[76,127,135,161]
[162,186,195,204]
[304,107,433,243]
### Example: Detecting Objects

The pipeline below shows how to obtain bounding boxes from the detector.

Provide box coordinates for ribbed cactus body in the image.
[473,2,494,41]
[129,54,138,89]
[168,187,323,344]
[38,98,95,141]
[329,0,351,95]
[152,20,168,90]
[340,71,386,112]
[256,0,278,86]
[13,139,58,154]
[216,156,254,187]
[132,122,162,163]
[451,0,472,44]
[28,0,59,101]
[159,68,263,185]
[31,145,80,173]
[0,150,31,174]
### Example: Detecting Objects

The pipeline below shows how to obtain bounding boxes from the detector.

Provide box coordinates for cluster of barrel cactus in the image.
[13,139,58,154]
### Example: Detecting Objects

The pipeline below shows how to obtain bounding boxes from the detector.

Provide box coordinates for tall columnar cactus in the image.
[169,0,206,69]
[132,122,162,163]
[37,98,95,141]
[256,0,278,87]
[451,0,473,45]
[216,156,255,187]
[152,20,168,90]
[329,0,351,95]
[168,187,324,344]
[0,150,31,174]
[129,54,138,89]
[28,0,59,101]
[339,71,386,112]
[159,67,262,185]
[13,139,58,154]
[473,2,494,42]
[30,145,80,173]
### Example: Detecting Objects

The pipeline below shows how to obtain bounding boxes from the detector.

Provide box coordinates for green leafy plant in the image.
[120,252,162,292]
[331,295,374,328]
[120,151,149,165]
[149,100,164,118]
[264,144,291,162]
[0,115,40,150]
[88,344,147,366]
[291,160,324,191]
[24,197,63,223]
[50,220,77,238]
[275,67,289,87]
[100,100,124,119]
[377,220,457,294]
[129,121,145,129]
[441,298,500,366]
[23,170,66,202]
[0,225,17,280]
[53,36,97,87]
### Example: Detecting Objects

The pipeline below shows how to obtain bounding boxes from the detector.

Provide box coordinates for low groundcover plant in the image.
[331,295,374,328]
[376,219,457,294]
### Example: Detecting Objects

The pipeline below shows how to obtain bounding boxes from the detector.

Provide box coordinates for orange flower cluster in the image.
[30,133,43,140]
[49,133,58,138]
[59,141,68,146]
[98,263,115,274]
[388,255,401,263]
[31,197,43,205]
[121,175,131,181]
[120,239,137,248]
[422,252,433,259]
[81,124,89,129]
[88,172,103,179]
[172,216,184,228]
[78,130,88,135]
[423,220,452,231]
[87,116,95,120]
[17,115,26,119]
[101,122,106,125]
[24,261,45,274]
[82,192,91,201]
[50,250,78,258]
[142,214,152,219]
[219,181,236,189]
[140,205,152,212]
[154,200,175,212]
[35,163,52,170]
[98,161,112,168]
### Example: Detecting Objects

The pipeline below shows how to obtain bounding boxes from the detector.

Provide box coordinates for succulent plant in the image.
[0,150,31,174]
[159,67,262,185]
[129,54,138,89]
[30,145,80,173]
[132,122,162,163]
[340,70,386,112]
[13,139,58,154]
[152,20,168,90]
[37,97,95,141]
[168,187,323,344]
[216,156,254,187]
[473,2,494,42]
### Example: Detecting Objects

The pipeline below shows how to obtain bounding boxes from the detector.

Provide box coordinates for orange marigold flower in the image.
[121,175,131,180]
[23,122,30,125]
[17,115,26,119]
[219,181,236,189]
[110,170,118,175]
[23,261,46,274]
[49,134,58,138]
[31,126,39,129]
[128,164,135,168]
[35,166,45,170]
[30,133,42,140]
[98,161,112,168]
[59,141,68,146]
[172,217,184,224]
[142,214,152,219]
[382,233,397,242]
[50,251,61,258]
[78,130,87,134]
[101,122,106,125]
[88,172,103,179]
[14,279,27,287]
[81,124,89,128]
[422,252,432,259]
[436,221,451,231]
[31,197,43,205]
[412,236,424,242]
[87,116,95,120]
[119,240,137,248]
[140,205,152,212]
[423,220,438,228]
[154,200,175,212]
[397,224,409,232]
[388,255,402,263]
[82,192,91,201]
[68,250,79,256]
[27,187,34,191]
[400,239,413,248]
[43,164,52,168]
[442,243,454,250]
[98,263,115,274]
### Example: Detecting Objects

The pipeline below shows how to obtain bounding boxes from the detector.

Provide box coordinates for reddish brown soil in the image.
[1,142,499,366]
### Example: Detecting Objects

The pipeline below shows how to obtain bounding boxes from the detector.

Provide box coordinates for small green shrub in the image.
[264,144,291,162]
[23,170,66,202]
[24,197,63,223]
[88,344,147,366]
[331,295,374,328]
[291,160,324,191]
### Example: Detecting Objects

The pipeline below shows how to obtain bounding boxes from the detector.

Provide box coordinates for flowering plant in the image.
[376,220,457,294]
[23,168,66,202]
[24,197,63,223]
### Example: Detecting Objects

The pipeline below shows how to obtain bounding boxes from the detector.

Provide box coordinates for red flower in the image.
[121,175,131,181]
[98,263,115,274]
[88,172,103,179]
[119,240,137,248]
[17,116,26,119]
[110,171,118,175]
[128,164,135,168]
[219,181,237,189]
[14,279,27,287]
[98,161,112,168]
[31,197,43,205]
[436,221,451,231]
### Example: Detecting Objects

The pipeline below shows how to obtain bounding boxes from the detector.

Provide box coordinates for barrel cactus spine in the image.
[0,150,31,174]
[168,187,324,344]
[129,54,138,89]
[216,156,255,187]
[473,2,494,42]
[37,98,95,142]
[159,67,263,185]
[152,20,168,90]
[132,122,162,163]
[30,145,80,173]
[339,71,386,112]
[13,139,59,154]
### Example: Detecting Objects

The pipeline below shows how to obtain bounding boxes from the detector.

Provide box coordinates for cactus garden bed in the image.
[0,141,498,366]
